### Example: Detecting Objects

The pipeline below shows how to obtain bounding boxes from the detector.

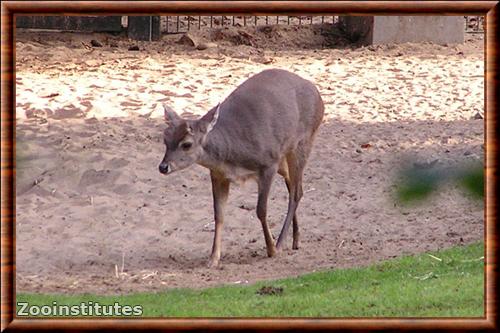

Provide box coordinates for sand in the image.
[15,26,484,294]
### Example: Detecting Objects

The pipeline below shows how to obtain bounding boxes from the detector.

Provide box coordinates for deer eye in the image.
[181,142,192,150]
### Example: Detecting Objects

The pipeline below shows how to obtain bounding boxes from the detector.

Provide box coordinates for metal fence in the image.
[18,15,484,41]
[464,16,484,33]
[159,15,484,34]
[161,16,338,34]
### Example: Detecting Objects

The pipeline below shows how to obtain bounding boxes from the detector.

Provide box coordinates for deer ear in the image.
[163,104,182,126]
[205,103,221,134]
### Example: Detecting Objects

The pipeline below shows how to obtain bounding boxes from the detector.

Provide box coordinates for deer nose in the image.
[159,163,169,174]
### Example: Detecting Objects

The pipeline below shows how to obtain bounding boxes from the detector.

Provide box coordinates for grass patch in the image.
[17,242,484,317]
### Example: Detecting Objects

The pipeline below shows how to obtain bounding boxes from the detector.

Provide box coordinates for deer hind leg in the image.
[256,166,278,258]
[278,160,302,250]
[208,171,230,268]
[278,157,299,246]
[276,144,309,250]
[276,151,299,250]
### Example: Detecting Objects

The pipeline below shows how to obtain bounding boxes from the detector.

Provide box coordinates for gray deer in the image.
[159,69,324,267]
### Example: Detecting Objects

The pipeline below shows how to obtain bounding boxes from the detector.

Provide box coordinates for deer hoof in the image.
[207,258,219,268]
[266,246,277,258]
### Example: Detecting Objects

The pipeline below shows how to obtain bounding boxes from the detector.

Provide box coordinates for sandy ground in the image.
[15,26,484,294]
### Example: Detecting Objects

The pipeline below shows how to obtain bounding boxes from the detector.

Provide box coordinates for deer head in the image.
[159,103,220,174]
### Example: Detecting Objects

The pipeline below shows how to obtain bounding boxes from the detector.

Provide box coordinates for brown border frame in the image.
[1,1,498,331]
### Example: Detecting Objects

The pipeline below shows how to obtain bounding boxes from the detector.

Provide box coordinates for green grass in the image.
[17,242,484,317]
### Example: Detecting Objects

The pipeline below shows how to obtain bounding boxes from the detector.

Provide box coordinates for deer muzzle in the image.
[158,162,169,174]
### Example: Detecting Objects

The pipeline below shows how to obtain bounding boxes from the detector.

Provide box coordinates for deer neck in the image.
[196,128,227,171]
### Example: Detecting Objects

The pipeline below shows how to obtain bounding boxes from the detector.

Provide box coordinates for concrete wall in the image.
[372,16,464,45]
[340,16,464,46]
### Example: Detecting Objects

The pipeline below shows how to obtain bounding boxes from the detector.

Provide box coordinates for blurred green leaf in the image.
[396,168,443,204]
[458,166,484,199]
[395,162,484,204]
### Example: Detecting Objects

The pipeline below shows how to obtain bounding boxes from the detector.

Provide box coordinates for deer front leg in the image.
[256,166,278,258]
[208,171,230,268]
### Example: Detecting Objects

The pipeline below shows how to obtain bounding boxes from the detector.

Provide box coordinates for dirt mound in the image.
[199,23,350,50]
[257,286,284,296]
